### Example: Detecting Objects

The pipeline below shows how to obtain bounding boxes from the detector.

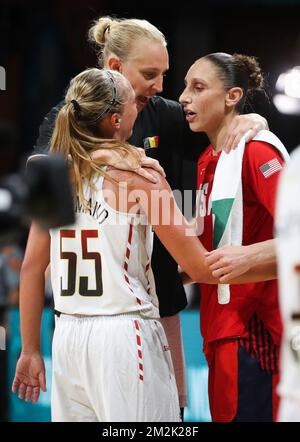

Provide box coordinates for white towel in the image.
[211,130,290,304]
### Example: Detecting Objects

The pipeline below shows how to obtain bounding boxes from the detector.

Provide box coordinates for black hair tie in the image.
[70,99,80,113]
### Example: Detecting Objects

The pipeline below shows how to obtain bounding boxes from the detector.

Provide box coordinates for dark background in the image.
[1,0,300,175]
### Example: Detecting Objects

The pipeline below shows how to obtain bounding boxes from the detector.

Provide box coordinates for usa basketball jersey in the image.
[50,174,159,318]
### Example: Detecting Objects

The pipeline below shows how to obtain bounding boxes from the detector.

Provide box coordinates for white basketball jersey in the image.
[50,174,159,318]
[276,146,300,402]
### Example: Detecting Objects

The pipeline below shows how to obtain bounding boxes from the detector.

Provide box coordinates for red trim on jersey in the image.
[145,259,151,295]
[128,222,133,245]
[123,220,143,305]
[134,320,144,382]
[144,246,153,299]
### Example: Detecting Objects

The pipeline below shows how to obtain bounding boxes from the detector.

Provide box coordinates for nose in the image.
[152,75,164,93]
[179,89,190,105]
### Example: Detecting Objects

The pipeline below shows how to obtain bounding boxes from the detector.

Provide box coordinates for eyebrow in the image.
[184,77,208,86]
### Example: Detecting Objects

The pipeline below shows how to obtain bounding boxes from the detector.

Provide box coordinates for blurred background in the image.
[1,0,300,422]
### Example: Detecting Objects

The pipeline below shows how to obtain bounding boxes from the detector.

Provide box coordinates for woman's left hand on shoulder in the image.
[223,114,268,153]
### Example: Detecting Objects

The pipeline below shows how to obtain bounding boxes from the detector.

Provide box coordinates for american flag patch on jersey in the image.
[259,158,282,178]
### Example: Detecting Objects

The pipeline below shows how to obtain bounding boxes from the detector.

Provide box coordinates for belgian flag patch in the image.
[143,136,159,149]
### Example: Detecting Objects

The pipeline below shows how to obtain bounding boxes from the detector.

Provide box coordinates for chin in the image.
[189,122,204,133]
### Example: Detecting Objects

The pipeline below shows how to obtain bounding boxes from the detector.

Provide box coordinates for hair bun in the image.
[233,53,264,91]
[89,17,114,45]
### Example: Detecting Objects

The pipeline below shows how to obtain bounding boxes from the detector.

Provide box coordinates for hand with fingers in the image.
[205,245,251,283]
[91,147,166,184]
[135,148,166,183]
[223,113,268,153]
[12,352,47,404]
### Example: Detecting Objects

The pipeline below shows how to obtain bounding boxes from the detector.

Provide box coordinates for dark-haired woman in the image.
[180,53,289,422]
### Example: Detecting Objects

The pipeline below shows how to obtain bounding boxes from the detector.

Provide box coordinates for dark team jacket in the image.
[35,95,209,317]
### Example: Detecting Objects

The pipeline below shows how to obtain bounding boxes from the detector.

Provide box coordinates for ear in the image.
[225,87,243,109]
[97,113,121,138]
[110,113,122,129]
[107,56,123,73]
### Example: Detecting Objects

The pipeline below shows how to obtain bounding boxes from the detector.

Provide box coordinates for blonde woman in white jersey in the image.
[11,67,205,422]
[12,68,268,422]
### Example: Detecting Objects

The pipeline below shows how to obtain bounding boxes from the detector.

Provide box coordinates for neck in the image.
[208,111,238,154]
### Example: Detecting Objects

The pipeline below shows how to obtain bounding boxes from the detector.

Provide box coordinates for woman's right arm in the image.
[19,223,50,353]
[12,223,50,403]
[130,171,217,284]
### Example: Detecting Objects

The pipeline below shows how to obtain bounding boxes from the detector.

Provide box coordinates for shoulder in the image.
[103,168,171,215]
[244,140,286,166]
[106,168,169,193]
[243,140,285,186]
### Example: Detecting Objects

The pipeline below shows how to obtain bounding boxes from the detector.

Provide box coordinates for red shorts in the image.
[204,338,279,422]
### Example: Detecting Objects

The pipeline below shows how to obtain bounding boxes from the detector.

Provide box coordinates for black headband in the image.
[70,71,118,123]
[91,70,118,123]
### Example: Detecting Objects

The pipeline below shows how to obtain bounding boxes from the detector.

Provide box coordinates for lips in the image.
[184,109,197,122]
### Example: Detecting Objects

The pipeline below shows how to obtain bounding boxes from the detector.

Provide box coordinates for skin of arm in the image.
[180,240,277,286]
[204,240,277,283]
[12,223,50,403]
[104,169,217,284]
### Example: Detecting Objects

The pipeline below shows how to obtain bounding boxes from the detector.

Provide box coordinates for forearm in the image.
[246,239,276,266]
[19,265,45,354]
[227,239,277,283]
[230,261,277,283]
[180,271,194,286]
[19,223,50,354]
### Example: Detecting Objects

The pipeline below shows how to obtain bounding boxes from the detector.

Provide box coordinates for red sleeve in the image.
[242,141,286,217]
